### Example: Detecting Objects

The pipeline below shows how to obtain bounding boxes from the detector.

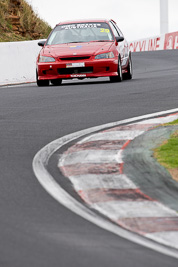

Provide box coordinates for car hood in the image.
[42,42,114,58]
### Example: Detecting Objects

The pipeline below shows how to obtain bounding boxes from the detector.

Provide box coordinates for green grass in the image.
[154,119,178,169]
[165,119,178,126]
[154,131,178,169]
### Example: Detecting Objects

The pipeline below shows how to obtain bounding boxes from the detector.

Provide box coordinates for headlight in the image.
[39,56,55,62]
[95,52,115,60]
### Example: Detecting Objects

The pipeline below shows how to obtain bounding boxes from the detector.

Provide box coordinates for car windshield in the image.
[46,22,114,45]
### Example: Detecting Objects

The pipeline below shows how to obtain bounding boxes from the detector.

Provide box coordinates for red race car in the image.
[36,19,132,86]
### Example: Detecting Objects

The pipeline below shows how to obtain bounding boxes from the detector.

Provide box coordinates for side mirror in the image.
[38,40,46,47]
[115,36,124,43]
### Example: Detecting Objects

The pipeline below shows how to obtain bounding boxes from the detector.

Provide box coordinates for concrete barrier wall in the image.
[129,31,178,52]
[0,30,178,86]
[0,40,42,86]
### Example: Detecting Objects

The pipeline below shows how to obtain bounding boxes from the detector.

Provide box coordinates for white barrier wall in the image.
[129,31,178,52]
[0,31,178,86]
[0,40,42,86]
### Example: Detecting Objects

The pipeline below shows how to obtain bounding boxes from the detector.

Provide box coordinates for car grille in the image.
[59,56,90,61]
[58,67,93,75]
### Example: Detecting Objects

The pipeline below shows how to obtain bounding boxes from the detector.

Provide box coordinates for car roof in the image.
[56,19,111,26]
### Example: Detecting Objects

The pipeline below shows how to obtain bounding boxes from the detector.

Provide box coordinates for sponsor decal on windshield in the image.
[61,24,101,30]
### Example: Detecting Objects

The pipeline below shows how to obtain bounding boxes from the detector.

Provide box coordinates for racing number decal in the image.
[100,28,110,33]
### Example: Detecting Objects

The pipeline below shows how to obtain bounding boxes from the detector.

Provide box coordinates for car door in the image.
[109,20,128,63]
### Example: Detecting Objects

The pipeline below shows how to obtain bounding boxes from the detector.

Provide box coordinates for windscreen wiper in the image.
[91,40,112,42]
[68,41,86,43]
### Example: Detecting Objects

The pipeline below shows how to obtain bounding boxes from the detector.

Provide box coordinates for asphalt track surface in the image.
[0,50,178,266]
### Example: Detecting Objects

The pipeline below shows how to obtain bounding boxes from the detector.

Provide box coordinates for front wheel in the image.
[36,71,49,87]
[51,79,62,86]
[110,57,122,83]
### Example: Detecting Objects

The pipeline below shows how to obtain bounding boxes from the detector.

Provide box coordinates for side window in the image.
[115,24,124,37]
[109,22,119,38]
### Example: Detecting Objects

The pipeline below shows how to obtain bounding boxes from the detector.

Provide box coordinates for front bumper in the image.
[37,58,119,80]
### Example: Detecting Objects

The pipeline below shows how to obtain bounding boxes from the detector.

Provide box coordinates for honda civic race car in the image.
[36,19,132,86]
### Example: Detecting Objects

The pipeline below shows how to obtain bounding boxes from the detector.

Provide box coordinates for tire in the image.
[110,57,122,83]
[51,79,62,86]
[123,53,133,80]
[36,71,49,87]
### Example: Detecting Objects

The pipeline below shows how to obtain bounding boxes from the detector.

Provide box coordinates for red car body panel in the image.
[37,19,131,82]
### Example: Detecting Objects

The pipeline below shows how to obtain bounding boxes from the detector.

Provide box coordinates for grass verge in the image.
[154,119,178,182]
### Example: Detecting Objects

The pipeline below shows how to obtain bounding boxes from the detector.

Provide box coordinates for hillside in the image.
[0,0,52,42]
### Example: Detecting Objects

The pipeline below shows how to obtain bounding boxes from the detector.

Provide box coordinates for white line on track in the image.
[0,82,35,88]
[146,232,178,250]
[32,108,178,259]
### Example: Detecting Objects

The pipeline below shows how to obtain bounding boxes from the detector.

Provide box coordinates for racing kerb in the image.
[0,31,178,86]
[32,109,178,258]
[58,113,178,251]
